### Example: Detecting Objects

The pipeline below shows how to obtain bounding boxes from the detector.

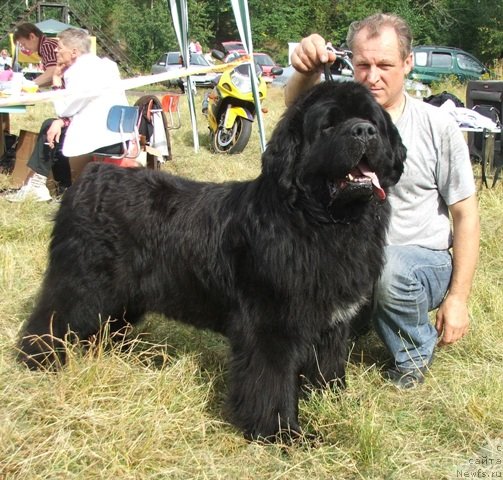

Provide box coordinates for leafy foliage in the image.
[1,0,501,70]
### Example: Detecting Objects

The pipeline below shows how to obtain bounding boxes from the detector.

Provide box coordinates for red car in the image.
[220,41,246,54]
[219,44,282,82]
[219,41,246,61]
[253,53,281,82]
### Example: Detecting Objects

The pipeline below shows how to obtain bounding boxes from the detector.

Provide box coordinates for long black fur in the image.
[17,81,406,441]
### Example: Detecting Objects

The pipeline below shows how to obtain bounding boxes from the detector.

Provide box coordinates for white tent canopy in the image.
[168,0,266,153]
[35,19,81,35]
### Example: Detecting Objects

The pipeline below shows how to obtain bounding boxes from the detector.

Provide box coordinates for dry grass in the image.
[0,83,502,479]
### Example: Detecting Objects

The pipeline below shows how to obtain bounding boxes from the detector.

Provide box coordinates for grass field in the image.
[0,81,502,479]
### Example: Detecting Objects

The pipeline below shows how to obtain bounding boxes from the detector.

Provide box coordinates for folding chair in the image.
[161,93,182,129]
[93,105,142,168]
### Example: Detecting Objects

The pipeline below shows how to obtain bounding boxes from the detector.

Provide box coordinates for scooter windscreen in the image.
[234,62,262,77]
[231,62,262,93]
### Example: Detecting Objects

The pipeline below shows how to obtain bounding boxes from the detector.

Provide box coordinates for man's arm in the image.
[52,60,95,118]
[435,194,480,345]
[284,33,335,106]
[285,70,322,107]
[33,65,56,87]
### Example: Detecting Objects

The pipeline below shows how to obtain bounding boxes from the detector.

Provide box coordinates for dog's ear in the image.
[261,107,302,194]
[379,113,407,188]
[392,130,407,180]
[262,88,331,191]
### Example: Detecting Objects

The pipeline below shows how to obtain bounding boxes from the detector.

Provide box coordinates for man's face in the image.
[351,26,413,112]
[55,39,77,68]
[16,33,39,53]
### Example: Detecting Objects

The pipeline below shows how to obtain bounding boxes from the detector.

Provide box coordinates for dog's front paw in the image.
[244,424,322,446]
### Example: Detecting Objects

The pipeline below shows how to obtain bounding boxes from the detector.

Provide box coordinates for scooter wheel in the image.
[212,117,252,154]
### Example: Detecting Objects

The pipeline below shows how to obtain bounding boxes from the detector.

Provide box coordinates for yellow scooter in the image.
[204,51,282,154]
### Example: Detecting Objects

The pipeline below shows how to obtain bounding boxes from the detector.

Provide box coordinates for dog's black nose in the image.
[351,122,377,142]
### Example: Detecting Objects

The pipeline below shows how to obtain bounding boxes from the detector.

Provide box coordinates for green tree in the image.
[8,0,500,73]
[444,0,503,61]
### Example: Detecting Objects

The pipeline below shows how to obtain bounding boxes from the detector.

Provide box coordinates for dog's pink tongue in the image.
[358,162,386,200]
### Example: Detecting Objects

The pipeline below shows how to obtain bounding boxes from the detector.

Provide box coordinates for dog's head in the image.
[262,81,406,222]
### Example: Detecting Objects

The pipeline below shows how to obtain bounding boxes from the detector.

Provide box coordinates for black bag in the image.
[424,91,465,108]
[472,104,501,127]
[0,132,18,174]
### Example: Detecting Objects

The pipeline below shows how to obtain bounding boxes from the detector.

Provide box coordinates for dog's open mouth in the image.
[330,161,386,200]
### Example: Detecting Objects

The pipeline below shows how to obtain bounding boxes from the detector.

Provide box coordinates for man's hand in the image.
[285,34,337,106]
[45,119,65,148]
[435,294,470,346]
[291,34,336,74]
[52,63,67,88]
[33,66,56,87]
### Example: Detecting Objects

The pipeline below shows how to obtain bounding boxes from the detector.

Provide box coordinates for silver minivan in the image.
[151,52,218,88]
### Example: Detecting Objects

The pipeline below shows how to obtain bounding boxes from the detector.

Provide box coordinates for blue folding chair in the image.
[95,105,141,160]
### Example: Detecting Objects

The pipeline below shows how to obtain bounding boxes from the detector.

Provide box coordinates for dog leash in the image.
[324,44,336,82]
[324,44,352,82]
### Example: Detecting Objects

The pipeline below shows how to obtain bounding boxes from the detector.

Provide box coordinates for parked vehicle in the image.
[224,51,282,83]
[272,48,354,87]
[410,46,489,84]
[218,41,246,62]
[151,51,218,88]
[322,47,354,80]
[270,64,296,87]
[203,50,282,154]
[252,52,281,82]
[219,40,245,54]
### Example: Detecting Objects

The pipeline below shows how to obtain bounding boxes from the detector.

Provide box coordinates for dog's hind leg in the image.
[17,275,131,369]
[227,330,305,442]
[301,322,350,391]
[18,301,99,370]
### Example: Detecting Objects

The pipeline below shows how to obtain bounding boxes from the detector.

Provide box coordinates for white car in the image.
[151,52,218,88]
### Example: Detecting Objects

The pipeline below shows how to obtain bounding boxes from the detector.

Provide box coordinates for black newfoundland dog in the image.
[18,80,406,441]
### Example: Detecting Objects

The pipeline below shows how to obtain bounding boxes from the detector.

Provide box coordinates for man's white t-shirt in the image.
[387,94,476,250]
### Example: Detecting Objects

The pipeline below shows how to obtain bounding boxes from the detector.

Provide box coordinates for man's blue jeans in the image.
[373,245,453,371]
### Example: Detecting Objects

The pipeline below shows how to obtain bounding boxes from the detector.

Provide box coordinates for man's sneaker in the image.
[5,174,52,203]
[383,366,427,389]
[384,355,434,389]
[383,353,434,389]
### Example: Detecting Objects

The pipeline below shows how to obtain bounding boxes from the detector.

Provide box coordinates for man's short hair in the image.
[57,28,91,55]
[13,23,43,42]
[346,13,413,60]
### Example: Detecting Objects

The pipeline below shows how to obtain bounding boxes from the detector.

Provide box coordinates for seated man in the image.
[7,28,129,202]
